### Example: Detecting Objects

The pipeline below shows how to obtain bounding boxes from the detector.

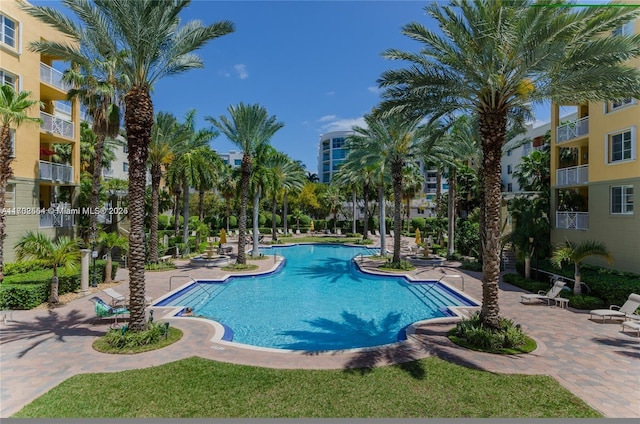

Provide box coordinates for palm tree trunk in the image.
[477,109,507,330]
[124,86,153,331]
[50,269,59,304]
[271,193,278,241]
[406,198,411,233]
[172,190,180,237]
[225,196,231,233]
[363,182,370,239]
[282,192,288,234]
[352,190,357,234]
[392,161,403,263]
[574,263,582,295]
[252,189,260,257]
[105,251,113,284]
[198,187,205,222]
[149,166,161,263]
[236,155,251,265]
[447,167,457,257]
[436,169,442,212]
[378,183,386,256]
[0,125,15,282]
[88,133,107,245]
[182,178,190,255]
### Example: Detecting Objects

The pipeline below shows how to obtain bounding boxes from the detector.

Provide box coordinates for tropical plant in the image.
[322,184,344,234]
[14,231,79,303]
[401,165,424,233]
[264,151,305,241]
[98,231,128,284]
[217,164,238,233]
[0,85,43,281]
[506,197,549,279]
[207,103,284,264]
[551,239,613,295]
[25,0,234,330]
[378,0,640,328]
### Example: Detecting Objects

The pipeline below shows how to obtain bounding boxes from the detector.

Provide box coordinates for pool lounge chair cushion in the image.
[589,293,640,323]
[521,280,566,305]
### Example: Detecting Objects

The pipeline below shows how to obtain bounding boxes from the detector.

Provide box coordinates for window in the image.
[0,69,16,89]
[122,144,128,154]
[4,184,15,212]
[507,164,513,174]
[507,183,513,192]
[333,149,347,160]
[234,159,241,166]
[605,98,636,113]
[612,21,634,37]
[607,128,635,163]
[507,149,512,156]
[332,137,344,149]
[1,14,17,48]
[611,185,633,215]
[123,162,129,172]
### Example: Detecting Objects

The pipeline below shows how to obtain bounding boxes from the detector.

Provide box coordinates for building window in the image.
[607,128,635,163]
[122,144,128,154]
[4,184,15,212]
[507,164,513,174]
[0,69,17,89]
[1,14,17,48]
[611,185,633,215]
[234,159,241,166]
[123,162,129,172]
[332,137,344,149]
[507,149,512,156]
[507,183,513,192]
[605,98,636,113]
[612,21,634,37]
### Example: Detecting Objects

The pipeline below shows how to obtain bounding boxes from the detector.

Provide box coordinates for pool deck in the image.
[1,241,639,418]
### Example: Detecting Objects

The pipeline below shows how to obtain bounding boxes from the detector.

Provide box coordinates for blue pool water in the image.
[159,244,475,351]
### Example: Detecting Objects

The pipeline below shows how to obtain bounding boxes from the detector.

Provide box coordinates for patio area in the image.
[1,244,638,418]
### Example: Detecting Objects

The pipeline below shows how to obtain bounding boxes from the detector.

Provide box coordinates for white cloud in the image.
[234,64,248,79]
[319,116,367,133]
[367,85,381,94]
[318,115,337,122]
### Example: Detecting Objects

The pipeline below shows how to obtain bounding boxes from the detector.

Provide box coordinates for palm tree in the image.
[323,184,344,234]
[401,165,424,233]
[207,103,284,265]
[217,164,238,233]
[0,85,42,281]
[63,56,122,246]
[551,240,613,295]
[514,149,551,193]
[147,112,183,263]
[247,144,275,256]
[347,112,428,263]
[506,197,549,279]
[15,231,79,303]
[378,0,640,328]
[264,151,305,241]
[306,172,319,183]
[25,0,234,330]
[98,230,128,284]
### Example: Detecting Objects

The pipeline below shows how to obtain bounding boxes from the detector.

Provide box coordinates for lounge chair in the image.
[90,296,129,326]
[375,230,380,236]
[521,279,566,305]
[336,228,342,235]
[621,319,640,337]
[102,288,153,307]
[277,229,283,235]
[589,293,640,323]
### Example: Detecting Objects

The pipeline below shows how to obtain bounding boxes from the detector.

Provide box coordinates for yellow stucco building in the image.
[550,17,639,274]
[1,0,81,263]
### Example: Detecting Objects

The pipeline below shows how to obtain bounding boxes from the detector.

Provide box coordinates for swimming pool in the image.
[158,244,476,351]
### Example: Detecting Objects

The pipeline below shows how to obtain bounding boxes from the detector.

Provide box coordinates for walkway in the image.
[1,246,638,418]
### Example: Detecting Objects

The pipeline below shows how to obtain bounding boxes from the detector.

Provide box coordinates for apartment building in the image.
[2,0,81,263]
[550,19,639,274]
[216,150,244,168]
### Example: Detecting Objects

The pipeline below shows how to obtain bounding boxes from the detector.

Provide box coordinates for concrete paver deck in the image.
[1,240,638,418]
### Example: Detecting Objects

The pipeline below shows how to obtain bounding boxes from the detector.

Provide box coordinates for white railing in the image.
[40,111,74,139]
[557,116,589,143]
[39,212,75,228]
[556,211,589,230]
[556,164,588,186]
[39,160,74,183]
[102,168,114,178]
[40,62,72,92]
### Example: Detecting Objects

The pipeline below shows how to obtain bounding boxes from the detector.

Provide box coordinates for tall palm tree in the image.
[401,164,424,233]
[207,103,284,265]
[15,231,79,303]
[347,112,428,263]
[0,85,42,281]
[63,56,122,246]
[25,0,234,330]
[551,239,613,295]
[514,149,551,193]
[378,0,640,328]
[264,151,305,241]
[323,184,344,234]
[147,112,183,263]
[217,164,238,233]
[98,230,128,284]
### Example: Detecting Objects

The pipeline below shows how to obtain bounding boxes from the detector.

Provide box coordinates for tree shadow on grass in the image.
[0,308,106,359]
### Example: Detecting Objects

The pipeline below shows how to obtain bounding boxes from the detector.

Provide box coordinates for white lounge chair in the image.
[621,319,640,337]
[375,230,380,236]
[589,293,640,323]
[102,288,153,307]
[521,279,566,305]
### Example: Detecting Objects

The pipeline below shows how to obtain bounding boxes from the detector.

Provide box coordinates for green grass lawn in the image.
[13,356,600,418]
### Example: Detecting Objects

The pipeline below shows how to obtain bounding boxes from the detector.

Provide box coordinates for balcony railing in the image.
[39,203,75,228]
[41,111,74,139]
[556,211,589,230]
[556,164,588,186]
[39,160,74,183]
[40,63,72,92]
[102,168,114,178]
[557,116,589,143]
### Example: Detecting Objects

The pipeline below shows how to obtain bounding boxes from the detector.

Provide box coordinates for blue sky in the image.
[42,0,557,173]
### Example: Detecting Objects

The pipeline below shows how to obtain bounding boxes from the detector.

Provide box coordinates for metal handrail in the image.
[169,275,195,291]
[439,274,464,291]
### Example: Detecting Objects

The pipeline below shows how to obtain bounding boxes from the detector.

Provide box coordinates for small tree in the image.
[98,231,128,284]
[551,239,613,295]
[15,231,79,303]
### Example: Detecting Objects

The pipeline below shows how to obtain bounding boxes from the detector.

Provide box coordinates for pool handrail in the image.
[439,274,464,291]
[169,275,196,291]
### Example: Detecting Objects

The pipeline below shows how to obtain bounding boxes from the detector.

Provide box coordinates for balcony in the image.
[40,111,74,139]
[556,116,589,143]
[39,160,74,183]
[556,211,589,230]
[39,203,75,228]
[40,63,72,92]
[556,164,588,187]
[102,168,114,179]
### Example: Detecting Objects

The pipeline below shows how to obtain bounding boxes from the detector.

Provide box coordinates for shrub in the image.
[346,233,361,238]
[0,283,49,309]
[228,215,238,229]
[456,219,479,257]
[411,217,426,232]
[3,259,50,276]
[157,215,170,230]
[452,313,529,351]
[102,321,171,349]
[354,238,373,245]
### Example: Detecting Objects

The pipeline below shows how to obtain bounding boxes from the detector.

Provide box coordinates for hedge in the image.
[0,260,118,310]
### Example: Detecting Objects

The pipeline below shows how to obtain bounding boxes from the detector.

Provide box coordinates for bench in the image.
[159,255,172,263]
